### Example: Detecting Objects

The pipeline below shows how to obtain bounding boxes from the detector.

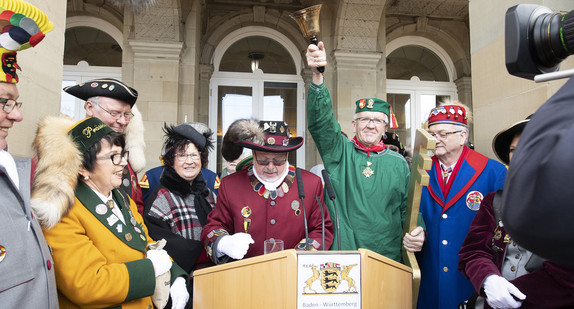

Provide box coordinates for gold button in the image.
[511,266,516,272]
[515,254,520,259]
[443,267,448,272]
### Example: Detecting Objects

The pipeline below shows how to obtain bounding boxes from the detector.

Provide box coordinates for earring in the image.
[84,175,89,180]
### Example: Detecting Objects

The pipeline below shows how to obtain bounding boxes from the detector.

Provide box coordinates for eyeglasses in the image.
[93,102,134,120]
[175,152,200,162]
[98,151,129,165]
[0,98,22,114]
[428,130,462,139]
[255,157,288,167]
[355,117,388,126]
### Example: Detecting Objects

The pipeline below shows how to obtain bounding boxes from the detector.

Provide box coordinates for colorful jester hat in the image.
[0,0,54,83]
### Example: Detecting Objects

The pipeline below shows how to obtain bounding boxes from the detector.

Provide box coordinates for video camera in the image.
[505,4,574,80]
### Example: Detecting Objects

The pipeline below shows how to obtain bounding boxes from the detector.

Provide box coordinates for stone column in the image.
[123,0,183,170]
[455,76,473,142]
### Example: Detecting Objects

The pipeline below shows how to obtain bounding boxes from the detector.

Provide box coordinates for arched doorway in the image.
[61,17,123,120]
[386,36,458,151]
[208,26,305,173]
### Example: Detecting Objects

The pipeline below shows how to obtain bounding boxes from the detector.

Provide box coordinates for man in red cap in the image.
[417,102,507,309]
[201,119,333,263]
[0,0,58,307]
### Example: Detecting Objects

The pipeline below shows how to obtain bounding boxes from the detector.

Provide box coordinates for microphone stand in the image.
[315,196,325,251]
[296,168,310,251]
[322,169,341,250]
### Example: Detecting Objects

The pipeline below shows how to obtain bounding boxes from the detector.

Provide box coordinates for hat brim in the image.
[236,137,304,153]
[492,119,529,165]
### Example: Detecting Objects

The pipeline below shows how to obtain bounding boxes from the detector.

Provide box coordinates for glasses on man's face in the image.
[0,98,22,114]
[255,157,288,167]
[355,117,388,126]
[93,102,134,120]
[175,152,200,162]
[98,151,129,165]
[428,130,462,139]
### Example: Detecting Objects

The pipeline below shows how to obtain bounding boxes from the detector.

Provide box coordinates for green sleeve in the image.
[124,259,156,302]
[306,81,347,168]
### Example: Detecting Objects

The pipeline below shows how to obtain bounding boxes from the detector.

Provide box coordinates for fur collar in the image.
[124,105,146,173]
[31,115,80,230]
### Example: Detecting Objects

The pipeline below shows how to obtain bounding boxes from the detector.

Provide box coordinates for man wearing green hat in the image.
[305,42,425,262]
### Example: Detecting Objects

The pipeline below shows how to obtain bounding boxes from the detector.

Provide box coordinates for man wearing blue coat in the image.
[417,102,507,309]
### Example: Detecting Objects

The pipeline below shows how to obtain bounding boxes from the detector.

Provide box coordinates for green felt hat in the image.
[68,117,115,154]
[355,98,390,117]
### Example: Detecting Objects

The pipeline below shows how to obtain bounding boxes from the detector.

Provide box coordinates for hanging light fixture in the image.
[248,52,264,72]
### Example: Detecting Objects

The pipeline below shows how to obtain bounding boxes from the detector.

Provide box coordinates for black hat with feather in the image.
[222,119,303,162]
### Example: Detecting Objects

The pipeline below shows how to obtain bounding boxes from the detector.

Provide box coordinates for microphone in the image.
[322,169,341,250]
[296,168,310,251]
[315,196,325,251]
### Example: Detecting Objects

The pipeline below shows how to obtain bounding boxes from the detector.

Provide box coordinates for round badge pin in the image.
[125,233,132,241]
[291,200,300,210]
[241,206,252,218]
[109,85,115,91]
[95,204,108,215]
[465,191,484,211]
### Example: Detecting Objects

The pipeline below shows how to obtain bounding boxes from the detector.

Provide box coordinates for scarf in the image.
[352,136,386,157]
[160,166,213,226]
[435,146,470,199]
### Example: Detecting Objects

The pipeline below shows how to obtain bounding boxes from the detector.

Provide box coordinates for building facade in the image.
[12,0,574,173]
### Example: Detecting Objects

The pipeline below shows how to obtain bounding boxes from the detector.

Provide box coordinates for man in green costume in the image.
[306,42,424,262]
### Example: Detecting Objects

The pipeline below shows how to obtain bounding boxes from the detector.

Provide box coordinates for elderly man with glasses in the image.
[201,119,334,263]
[64,78,147,214]
[417,102,507,309]
[0,0,58,307]
[305,42,425,263]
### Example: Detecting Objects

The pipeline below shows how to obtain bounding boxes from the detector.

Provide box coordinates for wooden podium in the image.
[193,249,412,308]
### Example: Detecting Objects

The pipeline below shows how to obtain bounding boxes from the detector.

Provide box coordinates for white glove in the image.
[483,274,526,308]
[169,277,189,309]
[146,249,172,277]
[403,226,425,252]
[217,233,254,260]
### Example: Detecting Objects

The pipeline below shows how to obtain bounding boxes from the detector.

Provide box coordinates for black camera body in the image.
[505,4,574,80]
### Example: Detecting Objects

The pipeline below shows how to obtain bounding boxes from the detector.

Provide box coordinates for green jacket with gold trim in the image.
[43,182,187,309]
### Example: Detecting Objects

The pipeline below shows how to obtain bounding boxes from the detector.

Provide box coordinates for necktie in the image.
[442,166,452,186]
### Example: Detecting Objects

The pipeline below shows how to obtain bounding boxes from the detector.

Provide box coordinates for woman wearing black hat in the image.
[143,123,217,307]
[458,116,574,309]
[32,116,189,309]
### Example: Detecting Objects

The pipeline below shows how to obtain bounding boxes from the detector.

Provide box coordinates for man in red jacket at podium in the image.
[201,119,334,264]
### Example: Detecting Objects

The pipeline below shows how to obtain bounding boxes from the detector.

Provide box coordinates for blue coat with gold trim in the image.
[417,147,506,309]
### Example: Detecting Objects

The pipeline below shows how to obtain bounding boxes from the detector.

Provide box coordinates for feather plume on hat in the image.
[31,115,81,230]
[221,119,264,162]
